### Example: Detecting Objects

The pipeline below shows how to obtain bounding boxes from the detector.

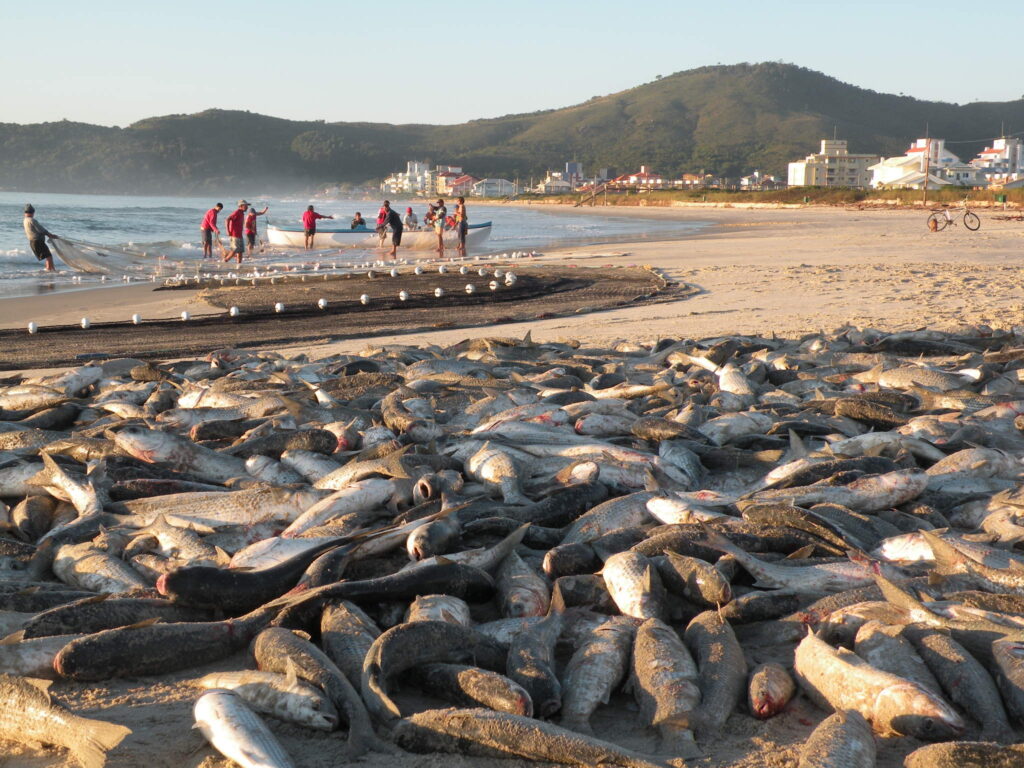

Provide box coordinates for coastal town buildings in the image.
[868,139,978,189]
[607,166,667,189]
[969,137,1024,187]
[787,139,880,188]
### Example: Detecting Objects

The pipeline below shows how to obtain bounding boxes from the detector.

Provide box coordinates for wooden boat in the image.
[266,221,492,250]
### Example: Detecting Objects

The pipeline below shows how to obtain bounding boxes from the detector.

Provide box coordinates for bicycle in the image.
[927,200,981,232]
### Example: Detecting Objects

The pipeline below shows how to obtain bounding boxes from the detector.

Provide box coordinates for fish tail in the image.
[67,716,131,768]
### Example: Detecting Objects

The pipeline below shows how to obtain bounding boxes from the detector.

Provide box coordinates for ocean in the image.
[0,191,706,299]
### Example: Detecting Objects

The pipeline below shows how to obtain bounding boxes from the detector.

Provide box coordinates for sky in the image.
[2,0,1022,128]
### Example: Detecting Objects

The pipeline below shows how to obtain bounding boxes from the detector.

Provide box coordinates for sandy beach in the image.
[3,205,1021,364]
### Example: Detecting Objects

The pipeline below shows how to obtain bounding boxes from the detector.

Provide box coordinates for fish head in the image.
[874,682,965,740]
[505,589,547,618]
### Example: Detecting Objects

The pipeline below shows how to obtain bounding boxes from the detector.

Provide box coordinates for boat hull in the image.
[266,222,492,251]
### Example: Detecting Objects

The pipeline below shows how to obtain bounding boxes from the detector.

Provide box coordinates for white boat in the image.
[266,221,492,250]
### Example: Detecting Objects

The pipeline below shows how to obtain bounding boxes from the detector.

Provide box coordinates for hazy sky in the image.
[3,0,1021,127]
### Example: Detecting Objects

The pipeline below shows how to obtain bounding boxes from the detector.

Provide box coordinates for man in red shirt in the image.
[224,200,248,264]
[245,204,269,256]
[199,202,223,259]
[302,205,333,250]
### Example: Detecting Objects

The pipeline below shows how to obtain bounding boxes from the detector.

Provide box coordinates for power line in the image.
[943,129,1024,145]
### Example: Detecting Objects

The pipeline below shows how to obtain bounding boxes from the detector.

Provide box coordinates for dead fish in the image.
[0,673,130,768]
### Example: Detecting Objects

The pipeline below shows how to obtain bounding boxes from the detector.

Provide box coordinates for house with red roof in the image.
[607,166,667,189]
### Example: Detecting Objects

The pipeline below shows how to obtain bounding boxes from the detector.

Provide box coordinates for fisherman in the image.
[200,202,223,259]
[223,200,248,264]
[244,203,269,257]
[454,196,468,257]
[22,204,56,272]
[433,198,447,256]
[380,201,404,258]
[375,201,390,246]
[350,212,368,231]
[403,206,418,230]
[302,205,334,250]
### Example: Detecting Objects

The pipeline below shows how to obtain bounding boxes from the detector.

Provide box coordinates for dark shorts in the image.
[458,221,468,245]
[304,228,315,237]
[392,228,403,247]
[200,229,213,246]
[246,232,256,247]
[30,237,52,261]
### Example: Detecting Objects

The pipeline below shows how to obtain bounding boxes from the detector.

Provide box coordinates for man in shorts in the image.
[380,200,404,257]
[22,204,56,272]
[433,198,447,256]
[302,205,333,249]
[455,196,468,257]
[200,202,223,259]
[245,203,269,256]
[224,200,248,264]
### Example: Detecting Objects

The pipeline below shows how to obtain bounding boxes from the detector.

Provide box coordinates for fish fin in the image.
[79,717,132,754]
[214,547,232,566]
[697,522,742,558]
[548,582,566,615]
[919,529,965,573]
[786,544,815,560]
[788,430,808,460]
[124,618,161,629]
[874,573,928,615]
[434,556,456,565]
[522,329,533,345]
[76,594,112,606]
[644,471,660,492]
[0,630,25,645]
[642,564,655,592]
[284,658,300,687]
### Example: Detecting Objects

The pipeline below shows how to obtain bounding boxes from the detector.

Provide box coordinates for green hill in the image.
[2,62,1022,194]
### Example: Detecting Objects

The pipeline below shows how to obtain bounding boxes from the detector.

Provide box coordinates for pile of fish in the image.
[5,326,1024,767]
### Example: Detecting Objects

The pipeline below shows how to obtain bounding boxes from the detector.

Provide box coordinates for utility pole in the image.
[922,137,931,207]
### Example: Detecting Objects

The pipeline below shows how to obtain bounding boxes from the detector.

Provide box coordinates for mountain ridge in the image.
[2,62,1021,194]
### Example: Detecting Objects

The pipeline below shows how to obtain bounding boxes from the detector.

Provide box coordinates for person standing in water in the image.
[245,203,269,257]
[302,205,333,250]
[224,200,248,264]
[199,202,223,259]
[22,204,56,272]
[380,201,403,258]
[433,198,447,256]
[454,196,468,257]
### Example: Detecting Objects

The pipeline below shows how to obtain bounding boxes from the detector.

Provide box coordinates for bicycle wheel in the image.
[963,211,981,231]
[927,212,947,232]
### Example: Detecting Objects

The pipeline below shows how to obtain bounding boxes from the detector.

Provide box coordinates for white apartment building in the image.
[970,137,1024,186]
[869,138,979,189]
[381,162,463,196]
[787,139,880,188]
[472,178,517,197]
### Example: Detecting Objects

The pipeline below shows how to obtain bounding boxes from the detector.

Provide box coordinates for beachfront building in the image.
[448,175,480,197]
[607,166,667,190]
[740,171,785,190]
[535,171,574,194]
[970,137,1024,187]
[787,139,880,188]
[473,178,517,197]
[869,139,979,189]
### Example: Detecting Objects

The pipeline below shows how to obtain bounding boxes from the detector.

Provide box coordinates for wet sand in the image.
[2,205,1021,359]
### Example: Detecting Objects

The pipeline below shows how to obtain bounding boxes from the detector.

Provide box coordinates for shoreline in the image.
[2,204,1022,365]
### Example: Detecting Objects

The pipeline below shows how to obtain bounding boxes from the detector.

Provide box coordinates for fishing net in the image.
[50,237,180,275]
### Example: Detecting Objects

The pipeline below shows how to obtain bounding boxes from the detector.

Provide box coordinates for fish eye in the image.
[922,717,934,733]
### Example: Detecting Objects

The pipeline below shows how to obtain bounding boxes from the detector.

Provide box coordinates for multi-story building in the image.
[970,137,1024,187]
[869,138,979,189]
[787,139,880,188]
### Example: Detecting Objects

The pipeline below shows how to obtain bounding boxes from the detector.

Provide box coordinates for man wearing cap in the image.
[245,203,269,257]
[200,202,223,259]
[224,200,248,264]
[23,204,57,272]
[403,206,418,230]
